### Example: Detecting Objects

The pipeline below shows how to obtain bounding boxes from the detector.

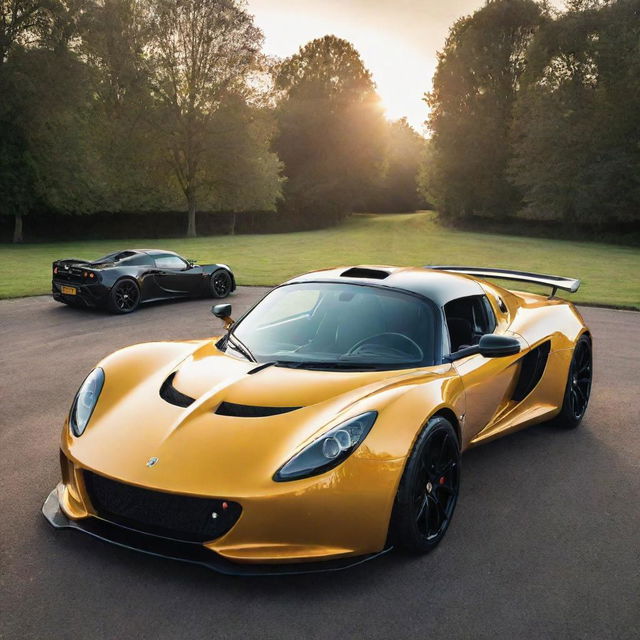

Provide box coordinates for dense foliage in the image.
[273,36,387,227]
[0,0,285,240]
[2,0,636,242]
[0,2,424,241]
[423,0,640,230]
[361,118,428,213]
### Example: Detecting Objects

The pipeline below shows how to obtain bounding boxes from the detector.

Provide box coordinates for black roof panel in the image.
[286,266,485,306]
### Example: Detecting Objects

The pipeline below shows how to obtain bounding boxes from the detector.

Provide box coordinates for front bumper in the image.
[42,488,392,575]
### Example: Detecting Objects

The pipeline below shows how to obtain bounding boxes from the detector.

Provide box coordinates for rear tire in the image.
[210,269,232,298]
[108,278,141,314]
[390,416,460,554]
[551,334,592,429]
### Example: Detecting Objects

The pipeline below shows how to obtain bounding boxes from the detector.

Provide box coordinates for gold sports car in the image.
[43,265,592,575]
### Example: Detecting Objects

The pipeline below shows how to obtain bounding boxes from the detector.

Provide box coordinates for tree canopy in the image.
[0,0,283,240]
[423,0,640,230]
[511,0,640,225]
[273,35,387,227]
[424,0,546,220]
[2,0,636,243]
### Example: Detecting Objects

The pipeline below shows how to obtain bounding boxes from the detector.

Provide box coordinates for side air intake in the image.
[215,402,301,417]
[160,372,195,408]
[511,341,551,401]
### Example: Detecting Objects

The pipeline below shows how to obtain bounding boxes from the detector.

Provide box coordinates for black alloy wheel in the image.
[391,416,460,554]
[553,334,592,428]
[211,270,232,298]
[108,278,141,314]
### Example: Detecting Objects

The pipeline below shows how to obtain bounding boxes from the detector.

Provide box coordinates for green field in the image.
[1,212,638,308]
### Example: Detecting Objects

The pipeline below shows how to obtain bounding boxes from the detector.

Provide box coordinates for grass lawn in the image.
[0,212,638,308]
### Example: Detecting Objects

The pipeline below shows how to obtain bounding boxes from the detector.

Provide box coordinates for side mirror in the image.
[212,303,234,330]
[447,334,521,361]
[477,334,521,358]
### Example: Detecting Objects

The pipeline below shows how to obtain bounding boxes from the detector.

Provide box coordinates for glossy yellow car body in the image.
[48,266,590,570]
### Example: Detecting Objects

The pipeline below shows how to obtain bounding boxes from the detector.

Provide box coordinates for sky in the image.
[248,0,564,133]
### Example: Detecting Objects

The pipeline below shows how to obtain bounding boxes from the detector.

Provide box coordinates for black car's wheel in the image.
[390,416,460,554]
[210,269,232,299]
[552,334,592,429]
[108,278,141,314]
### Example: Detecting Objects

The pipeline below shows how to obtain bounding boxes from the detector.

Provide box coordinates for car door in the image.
[445,295,526,447]
[153,254,203,297]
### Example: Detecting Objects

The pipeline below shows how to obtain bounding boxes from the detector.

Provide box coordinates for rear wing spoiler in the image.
[426,266,580,298]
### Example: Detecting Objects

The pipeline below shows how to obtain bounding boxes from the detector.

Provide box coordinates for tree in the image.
[0,0,104,242]
[423,0,547,221]
[147,0,276,237]
[0,47,106,241]
[80,0,170,213]
[0,0,50,63]
[274,35,387,227]
[510,0,640,225]
[362,118,427,213]
[202,97,282,234]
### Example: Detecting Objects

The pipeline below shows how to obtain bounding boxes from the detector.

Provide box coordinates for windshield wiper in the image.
[226,334,256,363]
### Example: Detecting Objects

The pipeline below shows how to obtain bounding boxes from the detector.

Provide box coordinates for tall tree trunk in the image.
[13,213,24,243]
[229,212,236,235]
[186,192,197,237]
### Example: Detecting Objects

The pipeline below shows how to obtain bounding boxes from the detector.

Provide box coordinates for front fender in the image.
[356,365,465,461]
[62,340,209,445]
[202,264,236,291]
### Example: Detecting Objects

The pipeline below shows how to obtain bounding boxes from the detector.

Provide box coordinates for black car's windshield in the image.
[228,282,437,369]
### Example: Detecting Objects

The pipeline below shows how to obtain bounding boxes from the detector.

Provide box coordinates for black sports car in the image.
[52,249,235,313]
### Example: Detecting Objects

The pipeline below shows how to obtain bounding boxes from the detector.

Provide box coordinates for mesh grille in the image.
[83,471,241,543]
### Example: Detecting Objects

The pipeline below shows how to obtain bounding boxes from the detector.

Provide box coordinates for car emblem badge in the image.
[146,456,159,468]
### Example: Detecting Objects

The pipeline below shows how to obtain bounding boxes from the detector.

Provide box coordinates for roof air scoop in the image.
[340,267,390,280]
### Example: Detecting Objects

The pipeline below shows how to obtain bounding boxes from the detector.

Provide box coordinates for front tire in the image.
[551,334,592,429]
[210,269,232,298]
[390,416,460,554]
[108,278,141,314]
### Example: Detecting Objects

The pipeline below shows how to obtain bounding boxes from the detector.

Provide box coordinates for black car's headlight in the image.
[70,368,104,436]
[274,411,378,481]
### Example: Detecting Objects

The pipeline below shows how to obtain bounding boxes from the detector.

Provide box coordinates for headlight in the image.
[274,411,378,481]
[70,368,104,436]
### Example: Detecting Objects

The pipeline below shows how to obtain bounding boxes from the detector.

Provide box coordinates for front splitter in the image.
[42,489,392,576]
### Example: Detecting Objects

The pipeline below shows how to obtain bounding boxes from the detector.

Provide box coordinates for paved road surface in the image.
[1,291,638,639]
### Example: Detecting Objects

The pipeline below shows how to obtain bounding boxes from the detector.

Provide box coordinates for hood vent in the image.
[160,372,195,408]
[215,402,301,418]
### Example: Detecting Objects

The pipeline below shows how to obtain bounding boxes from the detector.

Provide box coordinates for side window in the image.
[444,295,495,352]
[481,296,497,333]
[155,255,187,270]
[123,255,154,266]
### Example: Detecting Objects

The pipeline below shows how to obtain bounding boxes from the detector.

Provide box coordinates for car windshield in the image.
[228,282,437,370]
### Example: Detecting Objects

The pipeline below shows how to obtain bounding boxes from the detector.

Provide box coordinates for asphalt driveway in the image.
[1,290,638,639]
